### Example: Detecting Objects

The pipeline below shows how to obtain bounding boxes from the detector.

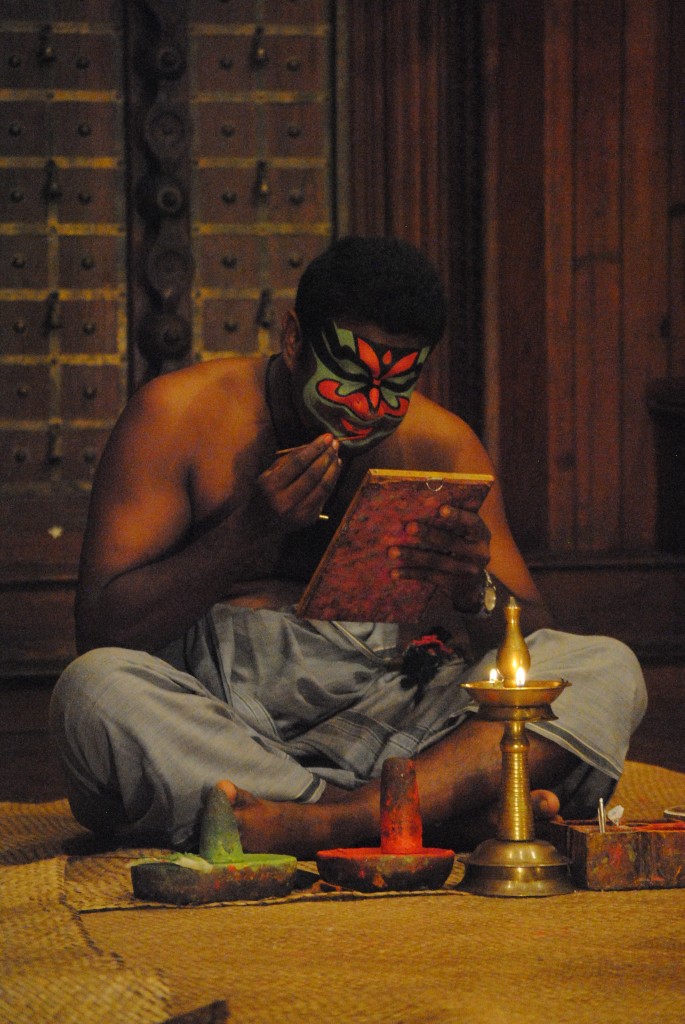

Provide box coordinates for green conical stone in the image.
[198,785,244,864]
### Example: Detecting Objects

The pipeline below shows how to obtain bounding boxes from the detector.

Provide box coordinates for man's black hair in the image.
[295,236,447,349]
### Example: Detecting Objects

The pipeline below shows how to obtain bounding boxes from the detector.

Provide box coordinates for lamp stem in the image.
[497,719,535,842]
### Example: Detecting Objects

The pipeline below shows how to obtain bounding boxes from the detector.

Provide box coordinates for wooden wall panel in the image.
[573,0,623,551]
[344,3,385,237]
[384,2,423,243]
[489,0,547,551]
[622,0,669,547]
[489,0,675,557]
[544,0,575,551]
[574,261,622,550]
[344,0,484,430]
[668,1,685,375]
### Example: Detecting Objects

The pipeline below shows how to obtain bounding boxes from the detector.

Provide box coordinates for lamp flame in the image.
[515,667,526,687]
[489,668,499,684]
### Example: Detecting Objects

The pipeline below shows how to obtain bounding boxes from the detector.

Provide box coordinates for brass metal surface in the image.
[458,602,574,896]
[496,595,532,683]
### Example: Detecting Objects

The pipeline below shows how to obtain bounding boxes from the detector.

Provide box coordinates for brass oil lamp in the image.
[457,597,574,897]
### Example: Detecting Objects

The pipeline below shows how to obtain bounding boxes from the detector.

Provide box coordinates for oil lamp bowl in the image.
[463,679,569,711]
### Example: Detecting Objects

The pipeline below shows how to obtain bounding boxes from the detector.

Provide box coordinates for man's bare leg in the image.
[219,718,578,859]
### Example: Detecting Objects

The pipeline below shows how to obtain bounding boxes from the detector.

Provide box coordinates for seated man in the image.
[51,237,646,857]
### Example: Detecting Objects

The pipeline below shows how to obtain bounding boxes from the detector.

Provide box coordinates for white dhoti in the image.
[50,606,647,847]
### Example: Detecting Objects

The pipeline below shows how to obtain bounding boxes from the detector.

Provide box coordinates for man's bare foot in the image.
[478,788,560,834]
[216,780,337,859]
[531,788,562,821]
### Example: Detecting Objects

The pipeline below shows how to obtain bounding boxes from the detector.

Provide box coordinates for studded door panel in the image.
[0,20,126,479]
[0,0,336,674]
[0,5,127,673]
[127,0,334,380]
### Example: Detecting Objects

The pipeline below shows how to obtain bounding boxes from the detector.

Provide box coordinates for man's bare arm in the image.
[76,494,294,654]
[387,396,554,655]
[75,381,341,654]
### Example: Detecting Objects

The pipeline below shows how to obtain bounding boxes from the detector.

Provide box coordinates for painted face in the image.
[300,321,431,448]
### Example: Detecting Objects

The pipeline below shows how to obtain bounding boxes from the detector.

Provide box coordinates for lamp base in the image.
[458,837,575,897]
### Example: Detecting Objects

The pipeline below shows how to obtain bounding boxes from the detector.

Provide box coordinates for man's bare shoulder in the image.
[100,357,271,485]
[130,357,266,418]
[405,391,469,433]
[113,358,268,458]
[383,391,493,473]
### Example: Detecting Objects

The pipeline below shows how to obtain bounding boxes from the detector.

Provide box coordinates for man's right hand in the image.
[256,434,343,531]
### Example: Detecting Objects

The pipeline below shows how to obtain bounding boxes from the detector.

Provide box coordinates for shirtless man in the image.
[51,237,646,857]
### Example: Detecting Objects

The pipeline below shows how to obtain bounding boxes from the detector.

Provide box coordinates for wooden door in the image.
[0,1,128,675]
[0,0,337,676]
[126,0,335,387]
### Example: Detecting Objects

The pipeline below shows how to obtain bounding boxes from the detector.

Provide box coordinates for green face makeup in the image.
[300,322,431,448]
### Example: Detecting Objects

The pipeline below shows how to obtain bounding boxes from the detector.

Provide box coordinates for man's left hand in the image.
[389,504,491,612]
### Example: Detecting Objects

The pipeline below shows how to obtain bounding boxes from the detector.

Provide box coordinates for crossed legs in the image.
[219,717,578,859]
